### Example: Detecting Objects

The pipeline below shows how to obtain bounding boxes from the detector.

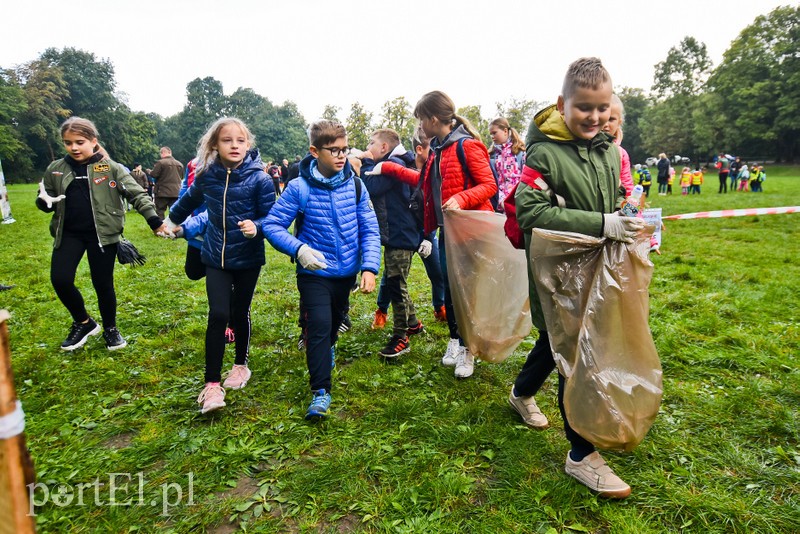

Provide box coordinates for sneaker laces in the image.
[226,365,248,383]
[197,384,225,404]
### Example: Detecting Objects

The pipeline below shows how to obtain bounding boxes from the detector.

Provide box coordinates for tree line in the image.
[0,5,795,183]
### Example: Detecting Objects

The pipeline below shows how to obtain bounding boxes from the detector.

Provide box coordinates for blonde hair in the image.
[414,90,482,141]
[562,57,612,101]
[489,117,525,155]
[308,119,347,148]
[371,128,401,151]
[195,117,255,175]
[60,117,110,158]
[611,94,625,124]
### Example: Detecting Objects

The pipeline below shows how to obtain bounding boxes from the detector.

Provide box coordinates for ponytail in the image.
[453,113,483,142]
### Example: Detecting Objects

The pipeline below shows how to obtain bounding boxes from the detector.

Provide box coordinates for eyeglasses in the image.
[319,146,351,158]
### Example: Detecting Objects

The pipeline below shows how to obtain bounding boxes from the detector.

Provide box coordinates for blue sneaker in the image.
[305,389,331,420]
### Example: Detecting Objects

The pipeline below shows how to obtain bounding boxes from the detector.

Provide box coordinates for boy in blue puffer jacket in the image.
[263,119,381,420]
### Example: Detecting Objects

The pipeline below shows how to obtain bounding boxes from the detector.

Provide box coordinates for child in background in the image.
[602,95,633,196]
[412,91,497,378]
[680,167,692,195]
[691,165,704,194]
[263,120,380,420]
[36,117,166,351]
[738,164,750,191]
[489,117,526,211]
[370,128,446,330]
[638,166,652,197]
[166,117,274,414]
[360,128,426,358]
[510,58,643,499]
[667,165,675,195]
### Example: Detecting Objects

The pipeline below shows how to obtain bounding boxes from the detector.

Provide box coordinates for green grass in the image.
[1,168,799,533]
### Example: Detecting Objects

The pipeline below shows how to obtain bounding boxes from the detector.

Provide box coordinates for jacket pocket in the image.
[94,205,125,237]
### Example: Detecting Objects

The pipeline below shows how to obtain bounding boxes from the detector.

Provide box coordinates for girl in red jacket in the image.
[414,91,498,378]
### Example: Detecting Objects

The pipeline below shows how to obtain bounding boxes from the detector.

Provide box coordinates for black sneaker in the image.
[406,320,424,336]
[338,314,352,334]
[61,318,101,351]
[379,335,410,358]
[103,327,128,350]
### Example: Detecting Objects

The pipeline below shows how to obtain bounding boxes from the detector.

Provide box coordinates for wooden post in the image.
[0,310,36,533]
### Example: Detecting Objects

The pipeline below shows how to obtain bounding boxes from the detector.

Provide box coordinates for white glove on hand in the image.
[417,239,432,258]
[38,182,66,208]
[603,213,645,243]
[364,162,383,176]
[296,244,327,271]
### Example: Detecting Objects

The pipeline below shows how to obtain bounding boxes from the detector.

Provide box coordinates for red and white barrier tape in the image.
[663,206,800,220]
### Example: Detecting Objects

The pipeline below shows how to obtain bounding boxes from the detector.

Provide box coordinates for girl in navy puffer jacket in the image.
[167,118,275,414]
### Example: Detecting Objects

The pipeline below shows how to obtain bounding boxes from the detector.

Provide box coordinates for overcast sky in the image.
[0,0,789,122]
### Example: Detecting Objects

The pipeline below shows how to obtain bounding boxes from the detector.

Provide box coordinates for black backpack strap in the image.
[354,176,363,204]
[456,138,471,190]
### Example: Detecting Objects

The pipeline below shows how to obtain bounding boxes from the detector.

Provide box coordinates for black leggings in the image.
[204,266,261,383]
[514,331,595,460]
[184,246,206,281]
[51,233,118,328]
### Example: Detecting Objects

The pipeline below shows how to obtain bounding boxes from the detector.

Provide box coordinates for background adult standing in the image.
[149,147,184,219]
[656,153,670,196]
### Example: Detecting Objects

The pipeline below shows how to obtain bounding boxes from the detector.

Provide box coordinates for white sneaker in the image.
[508,387,549,429]
[564,451,631,499]
[454,348,474,378]
[441,338,461,366]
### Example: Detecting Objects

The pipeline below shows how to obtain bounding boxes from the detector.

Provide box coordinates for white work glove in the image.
[38,182,66,208]
[364,162,383,176]
[603,213,645,244]
[296,244,327,271]
[417,239,432,258]
[157,218,180,239]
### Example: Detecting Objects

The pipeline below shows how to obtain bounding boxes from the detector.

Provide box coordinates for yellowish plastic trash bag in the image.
[443,210,531,363]
[531,228,661,451]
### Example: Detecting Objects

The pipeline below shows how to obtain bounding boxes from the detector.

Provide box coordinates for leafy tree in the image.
[321,104,341,122]
[0,72,32,179]
[10,59,70,173]
[40,47,117,117]
[617,87,651,165]
[378,96,415,147]
[494,98,546,135]
[707,5,800,161]
[456,105,489,146]
[345,102,373,150]
[652,36,712,99]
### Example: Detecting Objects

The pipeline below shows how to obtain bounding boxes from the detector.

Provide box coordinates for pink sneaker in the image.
[222,364,252,390]
[197,384,226,414]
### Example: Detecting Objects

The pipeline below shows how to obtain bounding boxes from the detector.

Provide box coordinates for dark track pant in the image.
[437,227,461,343]
[297,273,354,392]
[514,331,595,460]
[51,233,118,328]
[204,266,261,383]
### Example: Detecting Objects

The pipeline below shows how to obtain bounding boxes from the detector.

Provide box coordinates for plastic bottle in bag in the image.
[620,184,644,217]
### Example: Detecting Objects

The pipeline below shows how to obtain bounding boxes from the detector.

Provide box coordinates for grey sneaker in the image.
[508,387,549,429]
[564,451,631,499]
[454,348,474,378]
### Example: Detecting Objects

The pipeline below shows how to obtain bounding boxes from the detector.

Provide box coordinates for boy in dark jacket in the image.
[263,120,380,420]
[360,129,430,358]
[510,57,644,499]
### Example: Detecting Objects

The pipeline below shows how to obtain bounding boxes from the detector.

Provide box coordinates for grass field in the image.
[1,167,798,533]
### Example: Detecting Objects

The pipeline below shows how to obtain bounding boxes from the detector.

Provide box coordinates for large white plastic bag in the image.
[531,228,662,451]
[443,210,531,363]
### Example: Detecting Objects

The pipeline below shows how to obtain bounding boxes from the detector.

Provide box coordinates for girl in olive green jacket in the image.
[36,117,166,351]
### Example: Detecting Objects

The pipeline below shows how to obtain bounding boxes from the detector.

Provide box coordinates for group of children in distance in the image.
[38,57,647,499]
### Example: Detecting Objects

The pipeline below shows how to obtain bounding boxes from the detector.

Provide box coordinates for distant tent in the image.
[0,158,15,224]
